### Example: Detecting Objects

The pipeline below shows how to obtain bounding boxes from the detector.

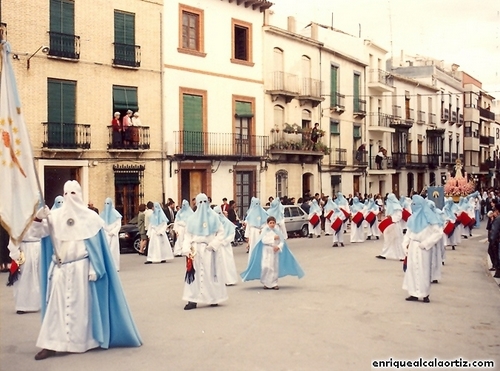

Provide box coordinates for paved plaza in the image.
[1,222,499,370]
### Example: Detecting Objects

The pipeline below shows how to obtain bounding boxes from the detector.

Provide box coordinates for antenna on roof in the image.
[388,0,394,70]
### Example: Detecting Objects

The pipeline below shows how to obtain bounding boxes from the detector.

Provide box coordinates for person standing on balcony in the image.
[122,110,132,148]
[311,123,320,145]
[355,143,365,162]
[130,112,141,149]
[111,112,121,148]
[375,146,385,170]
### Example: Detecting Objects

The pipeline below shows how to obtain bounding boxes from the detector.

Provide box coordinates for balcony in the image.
[406,154,428,169]
[368,156,394,171]
[353,149,368,167]
[42,122,90,150]
[298,78,323,107]
[441,152,463,167]
[367,112,395,133]
[353,98,366,118]
[479,135,490,146]
[173,131,268,160]
[417,110,426,125]
[267,71,299,103]
[391,152,407,169]
[324,148,347,169]
[404,108,415,125]
[457,113,464,126]
[268,130,327,163]
[441,108,449,123]
[113,43,141,68]
[479,163,490,172]
[330,92,345,113]
[428,154,440,169]
[489,136,495,146]
[479,106,496,121]
[367,69,394,92]
[107,126,150,151]
[428,112,436,126]
[48,32,80,59]
[450,111,457,124]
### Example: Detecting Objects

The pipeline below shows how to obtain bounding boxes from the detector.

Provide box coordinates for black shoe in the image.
[494,271,500,278]
[308,234,313,238]
[405,296,418,302]
[462,235,468,239]
[375,255,386,260]
[452,246,455,250]
[325,234,330,236]
[210,304,218,307]
[16,310,26,314]
[431,280,438,284]
[317,235,321,238]
[144,261,152,264]
[340,243,344,247]
[184,302,197,310]
[332,243,338,247]
[35,349,56,361]
[376,236,379,240]
[160,260,166,263]
[423,296,430,303]
[366,236,371,240]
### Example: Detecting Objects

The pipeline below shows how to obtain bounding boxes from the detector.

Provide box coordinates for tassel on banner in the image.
[6,260,19,286]
[185,256,195,284]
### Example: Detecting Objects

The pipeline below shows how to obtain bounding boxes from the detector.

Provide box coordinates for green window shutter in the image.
[182,94,203,154]
[235,101,253,118]
[114,11,135,45]
[353,73,360,111]
[330,66,337,107]
[353,126,361,138]
[50,0,74,34]
[47,79,76,147]
[330,121,339,135]
[113,86,138,111]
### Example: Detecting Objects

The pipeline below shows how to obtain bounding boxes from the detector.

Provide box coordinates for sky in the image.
[272,0,500,98]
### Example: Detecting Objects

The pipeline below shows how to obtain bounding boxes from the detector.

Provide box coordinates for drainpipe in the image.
[160,11,166,205]
[318,44,323,195]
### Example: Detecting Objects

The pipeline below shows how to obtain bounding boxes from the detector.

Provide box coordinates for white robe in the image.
[308,210,322,237]
[146,222,174,263]
[173,220,187,256]
[365,210,380,238]
[379,210,405,260]
[260,229,283,288]
[430,236,445,282]
[182,224,228,305]
[402,224,443,298]
[36,239,99,353]
[103,219,121,271]
[245,224,265,261]
[8,222,46,312]
[220,231,238,285]
[350,210,365,243]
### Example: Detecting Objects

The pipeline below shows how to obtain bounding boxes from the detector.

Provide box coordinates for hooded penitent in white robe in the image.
[100,197,122,271]
[378,193,405,260]
[308,199,322,237]
[182,193,228,306]
[173,200,194,257]
[364,198,380,238]
[350,197,365,243]
[402,195,444,300]
[146,202,174,263]
[244,197,268,259]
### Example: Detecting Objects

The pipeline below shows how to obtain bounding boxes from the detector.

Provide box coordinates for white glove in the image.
[88,273,97,281]
[36,205,50,220]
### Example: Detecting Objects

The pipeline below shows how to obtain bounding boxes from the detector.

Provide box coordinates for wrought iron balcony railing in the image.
[42,122,90,149]
[353,149,368,167]
[173,131,268,159]
[107,125,150,150]
[300,78,321,98]
[113,43,141,67]
[330,148,347,166]
[417,110,426,124]
[405,108,415,125]
[268,71,299,94]
[429,112,436,126]
[368,69,394,87]
[441,108,449,122]
[368,156,393,170]
[330,92,345,111]
[353,98,366,116]
[48,32,80,59]
[479,135,490,146]
[479,106,496,121]
[367,112,392,127]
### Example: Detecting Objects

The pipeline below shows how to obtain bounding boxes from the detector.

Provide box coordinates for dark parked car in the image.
[119,217,176,254]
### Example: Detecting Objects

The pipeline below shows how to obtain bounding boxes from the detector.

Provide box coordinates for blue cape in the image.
[150,202,168,226]
[175,200,194,222]
[350,197,363,213]
[213,206,236,240]
[309,199,321,215]
[245,197,269,227]
[40,229,142,348]
[240,226,304,282]
[442,198,457,222]
[385,193,402,215]
[336,192,348,206]
[186,193,221,235]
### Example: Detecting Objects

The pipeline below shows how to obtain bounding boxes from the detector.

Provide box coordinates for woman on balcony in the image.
[111,112,121,148]
[130,112,141,149]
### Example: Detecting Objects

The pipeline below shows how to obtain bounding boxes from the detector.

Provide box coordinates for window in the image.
[182,91,205,155]
[273,105,284,130]
[330,65,338,107]
[234,98,254,156]
[276,170,288,198]
[113,85,138,112]
[330,120,340,135]
[47,78,76,148]
[114,164,144,223]
[49,0,79,59]
[353,126,361,139]
[231,19,253,66]
[353,73,361,112]
[178,5,205,56]
[114,10,140,67]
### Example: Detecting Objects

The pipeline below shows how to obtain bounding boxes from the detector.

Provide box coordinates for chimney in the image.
[311,22,318,41]
[287,16,296,33]
[399,50,404,66]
